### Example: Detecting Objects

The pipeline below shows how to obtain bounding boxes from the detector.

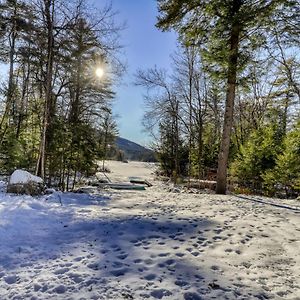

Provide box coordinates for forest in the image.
[0,0,123,190]
[0,0,299,196]
[138,0,300,197]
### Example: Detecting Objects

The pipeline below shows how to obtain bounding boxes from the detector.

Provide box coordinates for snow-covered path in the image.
[0,161,299,299]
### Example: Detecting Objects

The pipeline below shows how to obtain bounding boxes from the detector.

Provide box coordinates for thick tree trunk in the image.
[216,4,241,194]
[36,0,55,179]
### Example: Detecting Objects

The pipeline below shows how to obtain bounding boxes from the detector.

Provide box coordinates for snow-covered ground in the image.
[0,161,299,300]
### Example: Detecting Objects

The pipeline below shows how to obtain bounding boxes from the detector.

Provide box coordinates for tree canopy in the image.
[156,0,300,194]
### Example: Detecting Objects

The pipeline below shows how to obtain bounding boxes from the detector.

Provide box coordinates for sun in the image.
[95,67,104,78]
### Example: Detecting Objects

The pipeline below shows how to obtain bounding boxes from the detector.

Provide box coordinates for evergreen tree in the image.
[0,0,123,189]
[263,121,300,197]
[157,0,299,193]
[0,0,33,139]
[230,123,284,192]
[98,110,118,170]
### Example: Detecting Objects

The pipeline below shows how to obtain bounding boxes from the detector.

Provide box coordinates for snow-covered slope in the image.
[0,162,299,299]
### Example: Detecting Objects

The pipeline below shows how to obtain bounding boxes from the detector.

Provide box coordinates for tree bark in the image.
[216,1,241,194]
[36,0,55,179]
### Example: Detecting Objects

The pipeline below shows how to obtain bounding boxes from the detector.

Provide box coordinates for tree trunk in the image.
[197,117,203,179]
[216,3,241,194]
[16,53,31,138]
[36,0,55,180]
[0,5,17,140]
[69,18,84,124]
[174,101,179,182]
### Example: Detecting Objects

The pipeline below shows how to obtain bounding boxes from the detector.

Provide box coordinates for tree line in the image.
[137,0,300,196]
[0,0,122,190]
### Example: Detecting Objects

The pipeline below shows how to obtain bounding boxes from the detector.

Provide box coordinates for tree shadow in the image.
[0,193,272,299]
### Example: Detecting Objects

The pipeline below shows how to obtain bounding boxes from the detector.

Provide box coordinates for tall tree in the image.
[0,0,32,140]
[136,67,184,180]
[157,0,299,194]
[0,0,123,186]
[35,0,56,179]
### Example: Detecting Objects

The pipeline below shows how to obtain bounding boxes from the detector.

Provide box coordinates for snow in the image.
[9,169,43,185]
[0,161,299,299]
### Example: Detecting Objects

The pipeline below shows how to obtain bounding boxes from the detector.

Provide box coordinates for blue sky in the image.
[0,0,177,146]
[107,0,177,146]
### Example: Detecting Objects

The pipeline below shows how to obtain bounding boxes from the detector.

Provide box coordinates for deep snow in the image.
[0,161,299,299]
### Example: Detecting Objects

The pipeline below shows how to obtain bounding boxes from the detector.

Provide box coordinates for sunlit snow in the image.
[0,162,299,299]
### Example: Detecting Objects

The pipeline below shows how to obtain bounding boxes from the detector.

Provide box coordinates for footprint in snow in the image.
[87,262,99,270]
[4,275,19,284]
[212,235,223,241]
[73,256,83,262]
[144,259,154,265]
[150,289,172,299]
[112,261,123,268]
[175,252,185,257]
[165,259,175,266]
[175,280,189,287]
[194,274,204,281]
[138,267,146,273]
[68,273,83,283]
[53,267,69,275]
[144,273,156,281]
[110,268,128,277]
[53,285,66,294]
[158,252,169,257]
[117,253,128,260]
[34,284,41,291]
[225,248,233,253]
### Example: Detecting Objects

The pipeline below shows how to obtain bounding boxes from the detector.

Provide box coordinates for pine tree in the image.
[0,0,33,139]
[230,123,283,192]
[157,0,299,193]
[263,121,300,197]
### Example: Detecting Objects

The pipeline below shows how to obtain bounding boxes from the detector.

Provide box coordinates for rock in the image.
[45,188,56,194]
[7,170,44,195]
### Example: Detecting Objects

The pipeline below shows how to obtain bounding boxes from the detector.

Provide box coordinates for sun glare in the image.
[95,67,104,78]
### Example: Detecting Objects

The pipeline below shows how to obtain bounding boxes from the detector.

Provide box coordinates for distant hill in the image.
[115,137,157,162]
